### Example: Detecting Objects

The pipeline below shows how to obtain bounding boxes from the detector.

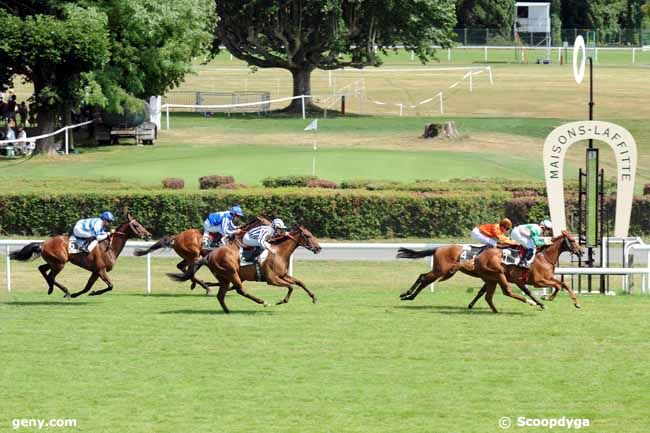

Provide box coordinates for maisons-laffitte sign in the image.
[543,120,637,238]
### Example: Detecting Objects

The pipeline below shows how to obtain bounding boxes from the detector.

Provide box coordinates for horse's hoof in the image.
[467,304,473,309]
[88,291,96,297]
[263,302,270,308]
[526,299,537,307]
[575,304,581,309]
[276,300,287,305]
[312,298,318,304]
[539,304,546,310]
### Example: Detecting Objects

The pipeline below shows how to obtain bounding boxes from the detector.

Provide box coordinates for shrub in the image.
[220,183,247,190]
[1,190,647,239]
[161,178,185,190]
[644,184,650,195]
[199,175,235,189]
[262,176,315,188]
[307,179,337,189]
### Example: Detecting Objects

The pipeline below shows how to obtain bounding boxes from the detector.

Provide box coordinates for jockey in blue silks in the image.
[202,205,244,247]
[72,211,115,253]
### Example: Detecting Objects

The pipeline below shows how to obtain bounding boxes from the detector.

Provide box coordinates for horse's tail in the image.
[167,255,208,282]
[10,242,43,261]
[134,236,174,256]
[396,247,439,259]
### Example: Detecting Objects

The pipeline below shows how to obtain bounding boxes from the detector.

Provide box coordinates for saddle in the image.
[204,233,223,250]
[459,244,525,266]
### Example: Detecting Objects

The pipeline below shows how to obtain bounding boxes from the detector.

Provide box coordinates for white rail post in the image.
[6,245,11,293]
[410,50,415,61]
[301,95,306,120]
[165,105,170,130]
[484,46,488,62]
[398,104,403,116]
[447,48,451,62]
[146,253,151,294]
[632,47,636,64]
[288,255,294,276]
[487,66,493,86]
[64,128,69,155]
[469,72,473,92]
[439,92,444,114]
[328,70,332,88]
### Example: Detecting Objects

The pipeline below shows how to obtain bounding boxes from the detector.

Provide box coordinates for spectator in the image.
[7,95,17,121]
[0,96,7,121]
[5,122,16,141]
[28,103,36,126]
[18,102,28,126]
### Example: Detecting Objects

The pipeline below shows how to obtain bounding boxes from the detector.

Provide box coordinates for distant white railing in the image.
[0,120,93,155]
[2,239,649,295]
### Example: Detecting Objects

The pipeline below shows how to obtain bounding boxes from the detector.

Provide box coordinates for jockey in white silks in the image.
[202,205,244,247]
[510,219,553,268]
[72,211,115,253]
[242,218,287,259]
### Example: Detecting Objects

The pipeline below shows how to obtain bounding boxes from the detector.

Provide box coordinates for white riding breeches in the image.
[203,219,222,235]
[511,227,536,249]
[242,232,269,250]
[471,227,497,247]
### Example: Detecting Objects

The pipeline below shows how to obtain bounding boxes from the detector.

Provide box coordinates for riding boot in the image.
[202,234,210,248]
[85,239,98,253]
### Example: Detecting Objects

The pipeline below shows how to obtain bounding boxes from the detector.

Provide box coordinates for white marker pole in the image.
[6,245,11,292]
[312,141,317,176]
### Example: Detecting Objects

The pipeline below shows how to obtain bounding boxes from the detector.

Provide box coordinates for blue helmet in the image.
[230,205,244,217]
[101,211,115,222]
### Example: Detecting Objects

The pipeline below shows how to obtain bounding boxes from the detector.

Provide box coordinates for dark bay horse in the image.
[10,215,152,298]
[133,216,270,293]
[397,231,582,312]
[167,226,321,313]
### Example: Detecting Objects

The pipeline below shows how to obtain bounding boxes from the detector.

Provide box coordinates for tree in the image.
[0,0,215,152]
[213,0,456,113]
[455,0,514,37]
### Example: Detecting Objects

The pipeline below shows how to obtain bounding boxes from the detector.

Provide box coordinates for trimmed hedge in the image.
[1,190,648,239]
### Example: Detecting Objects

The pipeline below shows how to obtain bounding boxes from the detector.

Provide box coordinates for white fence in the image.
[0,120,93,155]
[2,239,650,295]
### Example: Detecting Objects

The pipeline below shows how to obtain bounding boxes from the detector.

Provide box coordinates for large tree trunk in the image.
[35,109,59,154]
[33,79,59,153]
[285,67,319,114]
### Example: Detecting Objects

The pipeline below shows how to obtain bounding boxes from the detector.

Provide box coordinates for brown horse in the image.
[397,231,582,312]
[133,216,270,293]
[167,225,321,313]
[10,214,152,298]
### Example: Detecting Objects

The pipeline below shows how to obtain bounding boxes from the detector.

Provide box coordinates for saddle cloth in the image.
[68,236,95,254]
[459,244,523,266]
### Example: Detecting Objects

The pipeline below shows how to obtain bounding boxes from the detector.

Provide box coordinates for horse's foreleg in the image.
[282,275,317,304]
[231,274,268,307]
[541,278,581,309]
[71,273,99,298]
[468,283,488,309]
[517,283,546,310]
[89,270,113,296]
[497,274,535,307]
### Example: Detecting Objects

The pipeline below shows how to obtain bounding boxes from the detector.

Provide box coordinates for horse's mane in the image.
[268,228,299,245]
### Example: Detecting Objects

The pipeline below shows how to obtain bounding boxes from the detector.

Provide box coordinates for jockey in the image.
[242,218,287,260]
[72,211,115,253]
[511,219,553,268]
[202,205,244,247]
[470,218,516,248]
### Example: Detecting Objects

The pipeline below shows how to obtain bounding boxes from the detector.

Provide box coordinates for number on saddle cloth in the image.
[68,236,93,254]
[460,244,491,261]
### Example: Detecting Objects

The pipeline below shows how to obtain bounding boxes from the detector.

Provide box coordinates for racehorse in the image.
[397,231,582,312]
[9,214,152,298]
[167,225,321,313]
[133,216,270,294]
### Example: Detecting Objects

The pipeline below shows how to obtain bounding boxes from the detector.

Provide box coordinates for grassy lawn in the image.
[1,258,649,433]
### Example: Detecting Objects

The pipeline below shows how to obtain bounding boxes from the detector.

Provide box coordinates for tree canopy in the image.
[0,0,214,151]
[213,0,457,111]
